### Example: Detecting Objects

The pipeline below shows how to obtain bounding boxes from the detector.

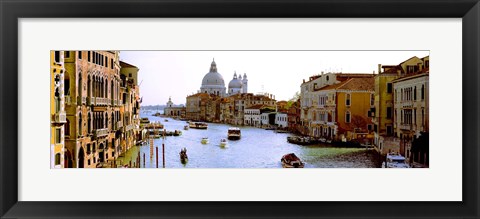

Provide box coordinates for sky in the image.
[119,51,429,106]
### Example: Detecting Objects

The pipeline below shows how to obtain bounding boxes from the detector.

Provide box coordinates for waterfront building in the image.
[120,61,142,153]
[51,51,66,168]
[287,99,301,134]
[372,56,425,155]
[185,93,212,121]
[164,97,186,117]
[275,112,288,128]
[300,72,374,139]
[244,105,263,127]
[392,56,429,167]
[200,59,226,96]
[63,51,124,168]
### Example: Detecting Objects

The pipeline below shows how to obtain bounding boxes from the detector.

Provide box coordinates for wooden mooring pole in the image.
[162,143,165,168]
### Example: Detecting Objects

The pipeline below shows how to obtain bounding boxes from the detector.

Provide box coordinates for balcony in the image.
[117,121,123,129]
[52,111,67,124]
[125,124,136,131]
[87,97,95,105]
[95,128,109,138]
[399,123,413,130]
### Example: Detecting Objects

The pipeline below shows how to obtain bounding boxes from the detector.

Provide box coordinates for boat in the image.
[287,136,317,145]
[201,137,209,144]
[382,153,410,168]
[227,127,241,140]
[152,112,162,117]
[179,148,188,164]
[184,125,189,130]
[164,119,169,122]
[220,138,228,147]
[140,117,150,124]
[189,122,208,129]
[281,153,305,168]
[319,138,327,143]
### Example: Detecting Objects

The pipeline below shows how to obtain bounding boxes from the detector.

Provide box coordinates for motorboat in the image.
[281,153,305,168]
[189,122,208,129]
[227,127,241,140]
[382,153,410,168]
[201,137,209,144]
[184,125,189,130]
[220,138,228,148]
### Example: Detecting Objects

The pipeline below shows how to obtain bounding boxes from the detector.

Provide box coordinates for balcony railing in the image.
[52,111,67,124]
[125,124,135,131]
[95,128,109,138]
[117,121,123,129]
[87,97,94,105]
[399,123,413,130]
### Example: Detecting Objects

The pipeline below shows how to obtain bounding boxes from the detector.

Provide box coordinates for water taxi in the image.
[382,153,410,168]
[227,127,241,140]
[220,138,228,148]
[281,153,305,168]
[189,122,208,129]
[201,137,209,144]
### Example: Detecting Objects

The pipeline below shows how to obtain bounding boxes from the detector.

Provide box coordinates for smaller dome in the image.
[229,78,242,89]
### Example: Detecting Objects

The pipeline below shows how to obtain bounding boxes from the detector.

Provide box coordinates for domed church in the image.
[200,59,226,96]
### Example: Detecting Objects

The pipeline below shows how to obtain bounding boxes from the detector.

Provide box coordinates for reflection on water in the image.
[117,114,379,168]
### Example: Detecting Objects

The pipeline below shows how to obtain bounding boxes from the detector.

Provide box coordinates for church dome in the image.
[201,60,225,87]
[228,72,243,89]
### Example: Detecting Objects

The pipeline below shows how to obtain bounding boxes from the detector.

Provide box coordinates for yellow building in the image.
[331,77,374,141]
[51,51,66,168]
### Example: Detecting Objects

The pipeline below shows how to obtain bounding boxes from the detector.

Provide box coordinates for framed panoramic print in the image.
[1,0,479,218]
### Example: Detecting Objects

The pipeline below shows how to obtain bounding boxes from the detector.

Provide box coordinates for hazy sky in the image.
[119,51,429,106]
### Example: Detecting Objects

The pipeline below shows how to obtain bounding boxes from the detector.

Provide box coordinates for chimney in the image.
[378,64,382,74]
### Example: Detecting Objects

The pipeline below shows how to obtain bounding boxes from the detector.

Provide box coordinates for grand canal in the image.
[117,112,380,168]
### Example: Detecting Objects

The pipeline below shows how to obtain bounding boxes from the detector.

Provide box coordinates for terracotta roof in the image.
[120,61,138,68]
[338,77,374,91]
[317,77,374,91]
[316,81,348,91]
[188,93,210,98]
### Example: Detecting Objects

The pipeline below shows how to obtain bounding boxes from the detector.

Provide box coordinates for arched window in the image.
[88,112,91,133]
[55,153,61,165]
[345,111,351,123]
[345,93,351,106]
[78,112,82,136]
[65,119,70,136]
[54,88,60,112]
[78,74,82,102]
[414,86,417,100]
[421,84,425,100]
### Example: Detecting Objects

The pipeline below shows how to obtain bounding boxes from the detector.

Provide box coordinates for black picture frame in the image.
[1,0,479,218]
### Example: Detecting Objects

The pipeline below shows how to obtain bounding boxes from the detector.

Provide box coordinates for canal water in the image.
[117,113,379,168]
